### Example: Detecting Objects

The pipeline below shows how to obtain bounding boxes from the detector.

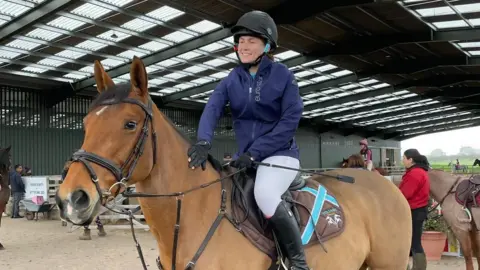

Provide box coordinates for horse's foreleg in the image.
[469,229,480,270]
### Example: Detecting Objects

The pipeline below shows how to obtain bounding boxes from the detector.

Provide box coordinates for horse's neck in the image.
[138,113,224,264]
[430,172,457,202]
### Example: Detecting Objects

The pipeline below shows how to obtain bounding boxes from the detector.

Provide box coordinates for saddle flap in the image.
[471,175,480,185]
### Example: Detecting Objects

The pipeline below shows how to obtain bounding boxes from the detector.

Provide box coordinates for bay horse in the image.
[56,57,412,269]
[0,145,11,250]
[428,169,480,270]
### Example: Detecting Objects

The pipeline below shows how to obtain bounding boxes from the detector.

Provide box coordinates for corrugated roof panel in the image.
[37,58,66,67]
[122,18,156,32]
[183,65,207,74]
[203,58,228,67]
[314,64,336,72]
[164,72,187,80]
[22,66,48,74]
[0,1,30,17]
[75,40,108,51]
[26,28,62,41]
[138,41,169,52]
[190,77,211,85]
[200,42,227,52]
[79,66,94,74]
[6,39,41,50]
[187,20,221,34]
[64,73,88,80]
[156,59,180,67]
[71,3,111,19]
[162,30,194,43]
[210,71,229,79]
[101,0,135,7]
[117,50,146,59]
[47,16,86,31]
[147,6,184,22]
[275,50,300,60]
[101,58,124,68]
[56,50,86,59]
[177,51,202,60]
[0,50,21,59]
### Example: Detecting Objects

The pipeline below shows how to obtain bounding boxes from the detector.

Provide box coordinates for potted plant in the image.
[421,199,448,261]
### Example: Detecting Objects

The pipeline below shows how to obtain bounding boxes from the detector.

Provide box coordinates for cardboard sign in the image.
[22,176,48,201]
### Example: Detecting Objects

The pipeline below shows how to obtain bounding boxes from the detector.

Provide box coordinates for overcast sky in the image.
[400,126,480,156]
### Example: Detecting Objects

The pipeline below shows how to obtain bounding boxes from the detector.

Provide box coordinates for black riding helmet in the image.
[231,11,278,67]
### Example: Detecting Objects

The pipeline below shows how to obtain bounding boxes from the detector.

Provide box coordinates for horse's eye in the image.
[124,121,137,130]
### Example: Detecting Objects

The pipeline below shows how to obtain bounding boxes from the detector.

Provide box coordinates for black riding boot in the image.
[269,201,310,270]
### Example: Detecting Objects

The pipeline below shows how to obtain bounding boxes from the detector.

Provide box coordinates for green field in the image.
[429,158,480,173]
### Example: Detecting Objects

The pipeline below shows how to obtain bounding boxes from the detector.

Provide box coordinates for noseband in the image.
[63,96,158,199]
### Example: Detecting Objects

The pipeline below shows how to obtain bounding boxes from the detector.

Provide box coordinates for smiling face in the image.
[237,35,266,64]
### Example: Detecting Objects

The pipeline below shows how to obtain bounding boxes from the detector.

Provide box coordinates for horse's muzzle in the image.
[55,189,98,226]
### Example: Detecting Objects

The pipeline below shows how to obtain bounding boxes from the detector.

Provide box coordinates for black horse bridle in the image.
[63,96,157,201]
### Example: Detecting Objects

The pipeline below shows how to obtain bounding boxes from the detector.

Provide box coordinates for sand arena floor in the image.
[0,217,475,269]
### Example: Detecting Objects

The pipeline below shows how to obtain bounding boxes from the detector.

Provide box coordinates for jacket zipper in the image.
[249,76,256,141]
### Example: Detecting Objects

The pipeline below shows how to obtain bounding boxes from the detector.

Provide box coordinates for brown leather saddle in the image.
[455,175,480,207]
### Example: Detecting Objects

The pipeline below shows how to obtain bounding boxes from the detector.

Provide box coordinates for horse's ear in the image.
[130,56,148,98]
[94,60,115,93]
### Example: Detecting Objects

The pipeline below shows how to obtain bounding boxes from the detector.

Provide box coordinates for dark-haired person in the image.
[399,149,430,270]
[9,164,25,218]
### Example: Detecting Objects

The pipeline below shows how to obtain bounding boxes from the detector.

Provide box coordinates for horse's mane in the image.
[88,83,224,173]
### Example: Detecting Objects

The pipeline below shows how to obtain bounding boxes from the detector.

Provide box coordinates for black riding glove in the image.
[230,152,255,170]
[187,140,210,170]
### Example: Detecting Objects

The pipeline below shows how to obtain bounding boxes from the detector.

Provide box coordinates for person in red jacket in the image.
[399,148,430,270]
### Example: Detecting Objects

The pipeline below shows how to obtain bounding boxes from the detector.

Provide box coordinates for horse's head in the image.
[341,158,348,168]
[56,57,158,225]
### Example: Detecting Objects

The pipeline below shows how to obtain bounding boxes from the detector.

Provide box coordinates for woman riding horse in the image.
[359,138,373,171]
[186,11,308,270]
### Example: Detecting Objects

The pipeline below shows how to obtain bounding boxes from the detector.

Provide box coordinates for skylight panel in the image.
[311,76,330,82]
[156,59,180,67]
[122,18,156,32]
[275,50,300,60]
[470,51,480,56]
[433,20,469,29]
[76,40,107,51]
[158,88,176,94]
[164,72,187,80]
[137,41,167,52]
[22,66,48,73]
[200,42,228,52]
[37,58,66,67]
[163,31,194,43]
[0,50,20,59]
[47,16,85,31]
[372,83,390,89]
[64,73,88,80]
[26,28,62,41]
[101,58,124,68]
[147,6,184,21]
[296,70,315,77]
[101,0,136,7]
[117,50,147,59]
[56,49,86,59]
[332,70,353,77]
[79,66,94,74]
[0,1,30,17]
[187,20,221,33]
[71,3,112,19]
[173,83,194,89]
[184,65,207,74]
[360,79,378,85]
[458,42,480,48]
[225,52,237,59]
[315,64,336,72]
[203,58,229,67]
[210,71,229,79]
[0,19,7,26]
[297,81,312,87]
[150,78,169,85]
[5,39,40,50]
[178,51,202,60]
[191,77,211,85]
